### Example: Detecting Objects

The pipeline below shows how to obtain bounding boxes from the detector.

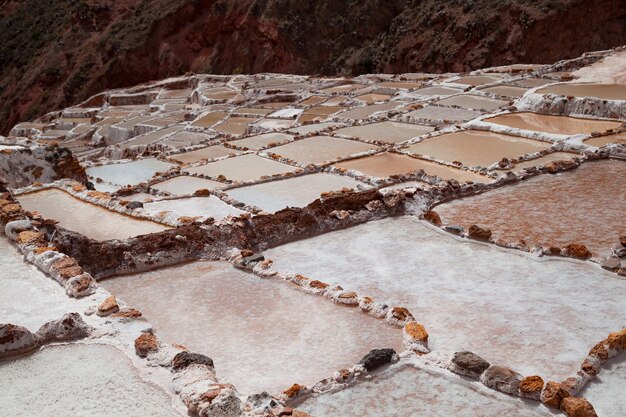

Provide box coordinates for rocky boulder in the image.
[480,365,522,395]
[468,224,492,241]
[448,351,490,379]
[541,381,571,408]
[563,243,592,260]
[135,332,159,357]
[35,312,90,343]
[172,351,215,371]
[0,323,40,359]
[358,348,399,372]
[519,375,545,400]
[424,210,442,226]
[560,397,598,417]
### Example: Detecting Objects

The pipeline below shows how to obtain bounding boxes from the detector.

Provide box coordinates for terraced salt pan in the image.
[334,153,491,183]
[151,176,224,195]
[226,173,368,212]
[0,344,180,417]
[253,119,294,130]
[405,106,483,122]
[230,133,293,150]
[17,189,169,240]
[191,111,229,127]
[584,132,626,147]
[337,102,399,120]
[185,154,297,181]
[300,365,550,417]
[536,83,626,101]
[405,130,551,167]
[158,130,214,148]
[333,121,434,144]
[102,261,403,395]
[144,196,243,220]
[580,356,626,417]
[515,78,558,88]
[412,86,463,96]
[168,145,238,164]
[437,160,626,256]
[446,75,502,86]
[0,237,93,329]
[485,112,622,135]
[287,122,346,135]
[86,158,175,191]
[480,85,529,98]
[266,216,626,381]
[434,94,509,111]
[270,136,377,165]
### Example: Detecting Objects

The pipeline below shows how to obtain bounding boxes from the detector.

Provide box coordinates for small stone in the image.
[309,280,328,289]
[606,329,626,350]
[35,312,90,343]
[135,332,159,357]
[111,308,143,319]
[283,383,306,398]
[171,351,214,371]
[560,397,598,417]
[16,230,44,244]
[390,306,413,322]
[480,365,522,395]
[194,189,211,197]
[199,394,242,417]
[126,201,143,209]
[0,323,40,359]
[424,210,442,226]
[445,225,464,235]
[65,273,96,298]
[600,257,621,271]
[468,224,492,240]
[541,381,570,408]
[358,348,398,371]
[449,351,490,379]
[563,243,592,260]
[97,295,119,317]
[588,341,609,361]
[519,375,544,400]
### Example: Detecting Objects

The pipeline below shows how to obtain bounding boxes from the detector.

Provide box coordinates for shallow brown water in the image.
[486,112,622,135]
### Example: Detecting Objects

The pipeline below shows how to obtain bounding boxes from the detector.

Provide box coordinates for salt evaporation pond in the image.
[406,130,551,167]
[498,152,579,172]
[143,196,244,220]
[226,173,368,212]
[405,106,483,122]
[333,121,434,144]
[434,94,509,111]
[584,132,626,147]
[334,152,491,183]
[266,216,626,381]
[0,344,180,417]
[480,85,529,98]
[580,356,626,417]
[102,261,403,395]
[485,112,622,135]
[0,237,93,329]
[17,189,169,240]
[230,132,293,150]
[151,175,224,195]
[412,86,463,96]
[168,145,238,164]
[437,160,626,256]
[537,83,626,100]
[270,136,377,164]
[185,154,297,181]
[86,158,175,191]
[300,365,550,417]
[338,102,399,120]
[447,75,502,86]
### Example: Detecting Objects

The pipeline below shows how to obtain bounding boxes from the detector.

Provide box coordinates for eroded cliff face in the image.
[2,0,626,134]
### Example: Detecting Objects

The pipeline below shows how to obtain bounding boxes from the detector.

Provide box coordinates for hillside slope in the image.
[1,0,625,134]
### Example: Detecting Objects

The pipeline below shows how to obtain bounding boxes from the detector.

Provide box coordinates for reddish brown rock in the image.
[0,323,40,359]
[309,280,329,289]
[72,184,86,192]
[519,375,544,400]
[112,308,143,319]
[16,230,44,244]
[404,322,428,344]
[449,351,490,379]
[560,397,598,417]
[468,224,492,240]
[97,295,120,317]
[588,342,609,361]
[194,189,211,197]
[480,365,522,394]
[390,306,414,322]
[65,273,96,298]
[541,381,570,408]
[563,243,592,260]
[606,329,626,350]
[33,246,57,254]
[283,383,306,398]
[135,332,159,357]
[424,210,442,226]
[581,358,600,376]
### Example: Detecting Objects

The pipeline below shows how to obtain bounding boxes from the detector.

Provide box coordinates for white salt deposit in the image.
[0,344,181,417]
[143,196,244,220]
[267,217,626,381]
[86,159,175,191]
